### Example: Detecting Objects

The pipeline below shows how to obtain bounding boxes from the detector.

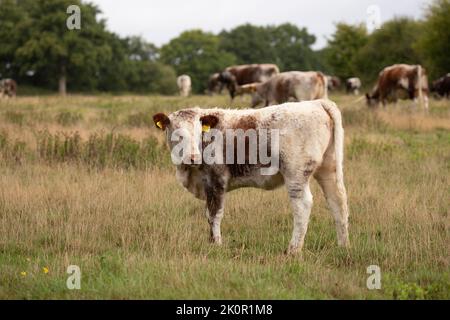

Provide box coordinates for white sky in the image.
[91,0,431,50]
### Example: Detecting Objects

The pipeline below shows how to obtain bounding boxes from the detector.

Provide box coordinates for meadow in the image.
[0,93,448,299]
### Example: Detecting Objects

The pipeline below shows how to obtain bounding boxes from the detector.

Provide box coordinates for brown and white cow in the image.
[238,71,328,108]
[346,77,361,95]
[326,75,341,91]
[366,64,429,110]
[220,64,280,99]
[177,75,192,97]
[152,99,349,254]
[0,79,17,98]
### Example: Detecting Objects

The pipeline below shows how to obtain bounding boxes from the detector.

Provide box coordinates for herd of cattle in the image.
[174,63,450,109]
[1,66,449,106]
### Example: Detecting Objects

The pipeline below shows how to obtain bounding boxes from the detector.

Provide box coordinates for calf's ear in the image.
[153,113,170,130]
[200,115,219,132]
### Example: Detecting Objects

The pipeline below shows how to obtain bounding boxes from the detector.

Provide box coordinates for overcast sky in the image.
[91,0,431,49]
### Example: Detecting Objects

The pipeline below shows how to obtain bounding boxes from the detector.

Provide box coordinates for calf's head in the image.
[153,110,219,165]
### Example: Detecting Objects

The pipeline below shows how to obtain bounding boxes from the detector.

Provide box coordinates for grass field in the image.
[0,93,448,299]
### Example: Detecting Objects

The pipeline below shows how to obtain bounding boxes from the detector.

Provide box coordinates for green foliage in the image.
[385,277,450,300]
[12,0,112,93]
[325,23,368,79]
[0,0,177,94]
[353,18,423,84]
[160,30,236,93]
[416,0,450,79]
[220,23,320,72]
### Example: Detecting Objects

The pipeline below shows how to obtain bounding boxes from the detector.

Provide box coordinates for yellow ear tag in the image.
[202,125,210,132]
[156,121,163,129]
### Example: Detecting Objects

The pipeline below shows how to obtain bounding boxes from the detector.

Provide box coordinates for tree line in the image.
[0,0,448,95]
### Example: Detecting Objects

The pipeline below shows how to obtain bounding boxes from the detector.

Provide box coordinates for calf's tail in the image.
[319,99,344,185]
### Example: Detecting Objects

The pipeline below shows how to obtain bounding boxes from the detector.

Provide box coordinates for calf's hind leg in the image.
[285,177,314,255]
[314,166,350,247]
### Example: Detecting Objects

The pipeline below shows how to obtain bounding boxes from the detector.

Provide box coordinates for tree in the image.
[353,18,422,84]
[219,23,320,71]
[160,30,236,93]
[13,0,113,95]
[0,0,30,80]
[325,23,368,79]
[416,0,450,79]
[219,24,275,65]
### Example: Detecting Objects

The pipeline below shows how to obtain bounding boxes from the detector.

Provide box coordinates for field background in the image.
[0,93,448,299]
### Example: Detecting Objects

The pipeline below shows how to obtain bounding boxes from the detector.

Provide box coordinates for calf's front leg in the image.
[204,176,226,245]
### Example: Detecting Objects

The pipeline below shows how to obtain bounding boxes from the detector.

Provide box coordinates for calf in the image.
[238,71,328,108]
[0,78,17,98]
[366,64,429,110]
[153,99,349,254]
[346,77,361,95]
[177,75,192,97]
[431,74,450,99]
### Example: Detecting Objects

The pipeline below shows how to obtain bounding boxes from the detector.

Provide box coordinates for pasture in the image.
[0,93,448,299]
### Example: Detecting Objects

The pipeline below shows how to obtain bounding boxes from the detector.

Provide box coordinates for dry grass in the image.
[0,93,448,299]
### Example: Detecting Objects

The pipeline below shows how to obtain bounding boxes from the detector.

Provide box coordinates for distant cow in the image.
[207,73,224,95]
[431,74,450,99]
[0,79,17,98]
[220,64,280,99]
[346,77,361,95]
[177,75,192,97]
[238,71,328,108]
[153,99,349,254]
[366,64,429,110]
[326,75,341,91]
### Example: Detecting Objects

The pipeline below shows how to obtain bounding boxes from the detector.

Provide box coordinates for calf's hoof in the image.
[210,236,222,245]
[285,244,301,256]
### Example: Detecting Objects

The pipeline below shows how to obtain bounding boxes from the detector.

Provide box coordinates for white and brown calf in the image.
[153,99,349,254]
[177,75,192,97]
[238,71,328,108]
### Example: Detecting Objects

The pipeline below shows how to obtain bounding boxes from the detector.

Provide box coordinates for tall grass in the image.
[0,94,448,299]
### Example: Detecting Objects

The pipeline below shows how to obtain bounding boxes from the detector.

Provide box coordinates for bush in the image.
[36,130,170,169]
[0,131,28,164]
[56,111,83,126]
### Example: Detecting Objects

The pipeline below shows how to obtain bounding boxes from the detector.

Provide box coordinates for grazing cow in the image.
[238,71,328,108]
[0,78,17,98]
[366,64,429,110]
[152,99,349,254]
[177,75,192,97]
[207,73,224,95]
[220,64,280,99]
[431,74,450,99]
[346,77,361,95]
[326,75,341,91]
